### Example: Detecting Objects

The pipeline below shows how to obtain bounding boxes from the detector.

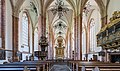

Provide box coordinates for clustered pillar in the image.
[74,14,82,60]
[12,15,19,62]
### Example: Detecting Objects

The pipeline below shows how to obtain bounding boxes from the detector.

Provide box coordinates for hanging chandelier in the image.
[51,0,69,18]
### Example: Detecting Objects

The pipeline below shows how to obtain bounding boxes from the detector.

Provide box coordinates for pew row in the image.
[78,61,120,71]
[0,61,46,71]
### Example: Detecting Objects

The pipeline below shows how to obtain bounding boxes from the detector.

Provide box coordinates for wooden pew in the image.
[0,61,46,71]
[78,61,120,71]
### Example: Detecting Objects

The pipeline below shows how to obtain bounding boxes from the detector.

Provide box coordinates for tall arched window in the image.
[90,18,95,52]
[22,13,29,47]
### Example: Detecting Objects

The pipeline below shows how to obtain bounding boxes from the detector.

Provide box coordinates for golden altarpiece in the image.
[55,36,65,59]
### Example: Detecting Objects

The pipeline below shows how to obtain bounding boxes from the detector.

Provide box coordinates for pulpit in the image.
[35,36,48,60]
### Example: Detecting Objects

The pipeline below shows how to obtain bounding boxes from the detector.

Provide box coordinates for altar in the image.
[56,47,64,59]
[55,36,65,59]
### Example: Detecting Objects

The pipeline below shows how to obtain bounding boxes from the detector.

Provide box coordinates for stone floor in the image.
[50,65,71,71]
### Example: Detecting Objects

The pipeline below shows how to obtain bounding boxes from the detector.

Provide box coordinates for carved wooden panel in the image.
[115,31,120,40]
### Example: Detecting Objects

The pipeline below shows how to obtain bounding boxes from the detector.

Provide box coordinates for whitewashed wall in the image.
[5,0,12,62]
[5,0,12,51]
[34,29,38,51]
[0,0,13,64]
[90,10,101,52]
[82,28,86,59]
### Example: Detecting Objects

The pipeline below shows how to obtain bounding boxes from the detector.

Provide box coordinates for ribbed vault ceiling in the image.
[10,0,108,46]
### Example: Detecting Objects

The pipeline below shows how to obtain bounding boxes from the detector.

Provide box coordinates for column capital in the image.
[12,15,19,19]
[12,9,19,18]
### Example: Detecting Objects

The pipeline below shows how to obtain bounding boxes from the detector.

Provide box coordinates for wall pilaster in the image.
[74,14,82,60]
[1,0,5,50]
[12,15,19,62]
[74,17,77,60]
[101,15,107,28]
[79,14,82,61]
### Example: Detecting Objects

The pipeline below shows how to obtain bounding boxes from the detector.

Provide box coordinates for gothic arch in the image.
[81,0,105,27]
[81,0,105,18]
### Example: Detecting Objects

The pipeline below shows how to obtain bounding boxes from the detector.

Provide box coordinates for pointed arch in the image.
[81,0,105,18]
[94,0,106,17]
[14,0,25,16]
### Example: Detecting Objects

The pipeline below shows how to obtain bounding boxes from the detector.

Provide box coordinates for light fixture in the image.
[51,0,69,18]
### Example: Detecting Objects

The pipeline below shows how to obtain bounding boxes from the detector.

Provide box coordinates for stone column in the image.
[48,26,54,59]
[1,0,5,49]
[28,16,30,53]
[38,15,42,51]
[67,32,70,59]
[12,15,19,62]
[0,0,1,38]
[38,15,46,50]
[74,14,82,60]
[48,26,51,59]
[78,13,83,61]
[52,33,55,59]
[43,17,46,36]
[76,16,79,60]
[69,32,72,59]
[66,31,69,59]
[32,31,34,58]
[101,15,107,28]
[86,22,90,61]
[74,17,77,60]
[0,0,5,60]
